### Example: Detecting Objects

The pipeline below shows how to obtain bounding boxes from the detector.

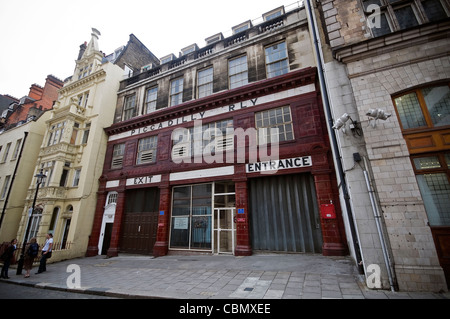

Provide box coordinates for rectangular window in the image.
[144,87,158,114]
[394,92,427,129]
[12,139,22,160]
[70,123,79,145]
[2,143,11,162]
[422,0,448,22]
[123,94,136,121]
[47,121,66,146]
[413,153,450,226]
[170,78,184,107]
[394,5,419,29]
[265,41,289,78]
[361,0,448,37]
[72,169,81,187]
[198,67,213,98]
[170,184,212,250]
[82,123,91,144]
[229,55,248,89]
[112,143,125,169]
[137,136,158,165]
[0,175,10,199]
[255,106,294,144]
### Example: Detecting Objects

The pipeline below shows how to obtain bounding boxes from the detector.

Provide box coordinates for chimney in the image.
[77,41,87,60]
[28,84,44,100]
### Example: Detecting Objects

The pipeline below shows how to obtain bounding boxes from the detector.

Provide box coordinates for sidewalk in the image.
[1,253,449,299]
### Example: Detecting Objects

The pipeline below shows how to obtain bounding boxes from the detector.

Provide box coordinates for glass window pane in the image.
[394,92,427,129]
[422,86,450,127]
[191,216,211,249]
[371,13,392,37]
[394,6,419,29]
[446,153,450,168]
[422,0,448,22]
[416,173,450,226]
[413,156,441,170]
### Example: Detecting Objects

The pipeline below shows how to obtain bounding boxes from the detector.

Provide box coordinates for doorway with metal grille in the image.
[249,173,322,253]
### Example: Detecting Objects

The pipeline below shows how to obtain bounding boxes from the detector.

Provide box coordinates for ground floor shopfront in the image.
[87,162,348,258]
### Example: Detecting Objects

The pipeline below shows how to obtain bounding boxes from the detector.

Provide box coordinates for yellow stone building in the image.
[15,29,159,261]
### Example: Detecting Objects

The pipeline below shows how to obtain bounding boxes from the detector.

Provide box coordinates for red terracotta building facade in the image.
[86,4,348,258]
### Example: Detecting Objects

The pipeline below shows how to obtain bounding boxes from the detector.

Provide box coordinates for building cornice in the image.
[59,69,107,95]
[333,20,450,64]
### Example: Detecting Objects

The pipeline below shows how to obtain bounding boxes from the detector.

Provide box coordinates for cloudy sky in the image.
[0,0,300,99]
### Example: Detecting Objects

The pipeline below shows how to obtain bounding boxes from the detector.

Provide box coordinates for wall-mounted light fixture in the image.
[332,113,362,136]
[366,108,391,127]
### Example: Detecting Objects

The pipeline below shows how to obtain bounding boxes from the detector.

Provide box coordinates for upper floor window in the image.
[256,106,294,144]
[137,136,158,165]
[1,143,11,163]
[144,87,158,114]
[78,64,93,80]
[112,143,125,169]
[229,55,248,89]
[198,67,214,98]
[47,121,66,146]
[12,139,22,161]
[265,41,289,78]
[393,84,450,130]
[170,78,184,107]
[123,94,136,121]
[362,0,449,37]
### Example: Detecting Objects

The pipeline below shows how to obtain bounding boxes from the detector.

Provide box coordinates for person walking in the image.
[36,233,53,274]
[0,239,17,279]
[24,238,39,278]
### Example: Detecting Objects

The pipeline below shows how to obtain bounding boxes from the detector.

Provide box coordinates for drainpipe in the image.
[0,131,28,231]
[362,156,398,292]
[304,0,364,273]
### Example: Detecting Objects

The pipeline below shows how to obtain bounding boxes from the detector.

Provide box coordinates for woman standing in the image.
[24,238,39,278]
[0,239,17,279]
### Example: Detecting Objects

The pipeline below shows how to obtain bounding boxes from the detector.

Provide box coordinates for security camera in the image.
[366,108,392,121]
[332,113,351,130]
[366,108,392,127]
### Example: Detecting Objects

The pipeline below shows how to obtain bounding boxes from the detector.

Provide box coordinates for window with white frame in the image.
[72,168,81,187]
[144,87,158,114]
[229,55,248,89]
[47,121,66,146]
[198,67,213,98]
[0,175,10,199]
[265,41,289,78]
[11,139,22,160]
[2,143,11,162]
[137,136,158,165]
[123,94,137,121]
[255,106,294,144]
[111,143,125,169]
[170,78,184,107]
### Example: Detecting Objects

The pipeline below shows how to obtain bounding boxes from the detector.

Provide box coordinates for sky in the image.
[0,0,301,99]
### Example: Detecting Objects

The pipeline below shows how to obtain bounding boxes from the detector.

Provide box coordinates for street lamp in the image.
[16,169,47,275]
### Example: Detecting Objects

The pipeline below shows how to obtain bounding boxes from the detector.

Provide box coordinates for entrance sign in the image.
[246,156,312,173]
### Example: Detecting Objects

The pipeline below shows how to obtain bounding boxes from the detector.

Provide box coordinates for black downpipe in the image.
[305,0,364,274]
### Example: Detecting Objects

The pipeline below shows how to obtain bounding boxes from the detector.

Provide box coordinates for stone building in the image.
[314,0,449,291]
[86,3,351,259]
[15,29,159,261]
[0,76,63,243]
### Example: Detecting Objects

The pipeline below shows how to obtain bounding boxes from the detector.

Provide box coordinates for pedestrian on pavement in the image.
[24,237,39,278]
[36,233,53,274]
[0,239,17,279]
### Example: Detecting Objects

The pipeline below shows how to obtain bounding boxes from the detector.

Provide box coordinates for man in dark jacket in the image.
[1,239,17,279]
